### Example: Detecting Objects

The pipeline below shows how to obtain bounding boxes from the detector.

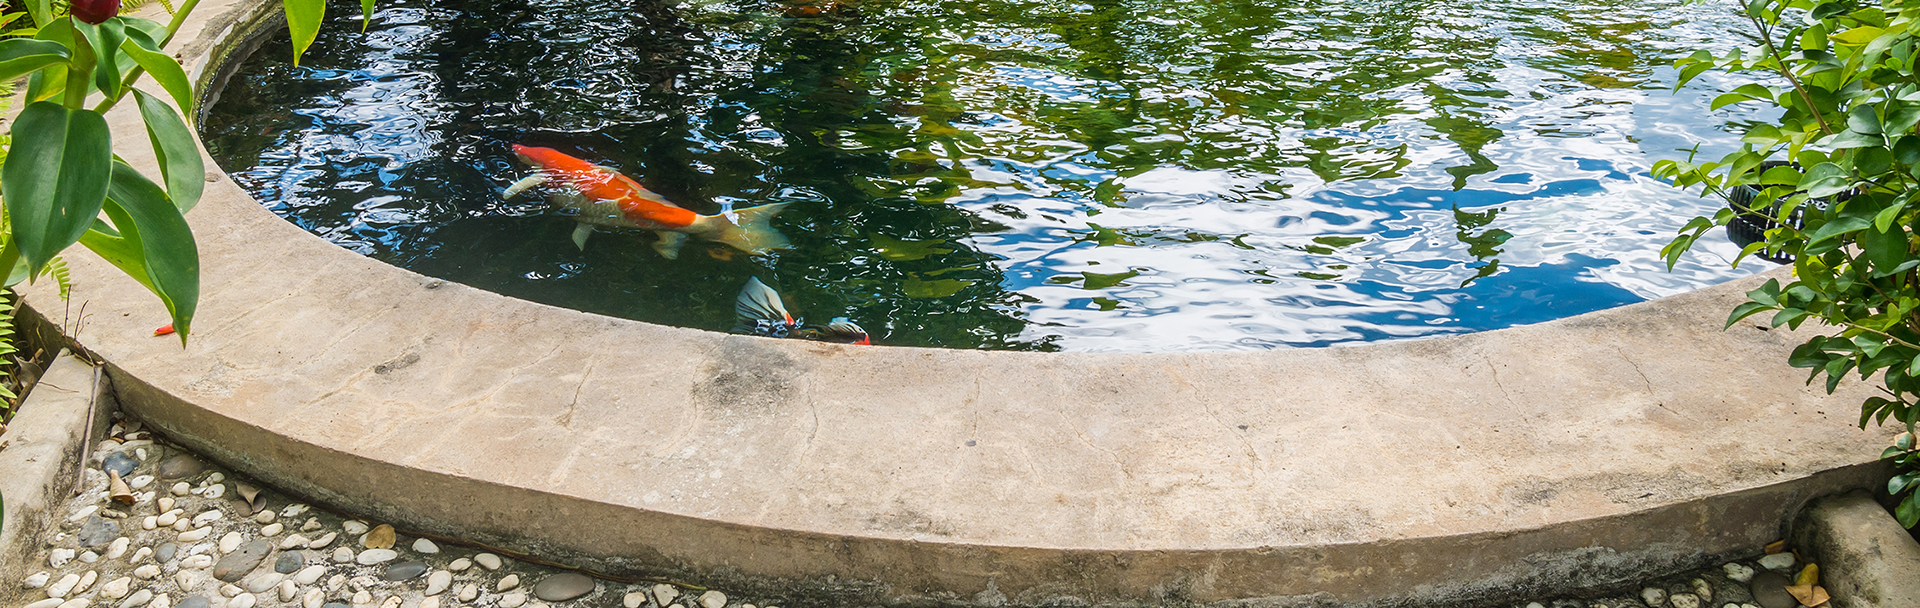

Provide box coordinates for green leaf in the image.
[360,0,376,31]
[25,0,50,29]
[3,102,112,276]
[1892,471,1919,495]
[0,38,69,83]
[1802,162,1852,197]
[1807,209,1873,244]
[121,30,193,118]
[1899,493,1920,528]
[131,90,203,212]
[1876,199,1905,232]
[1860,223,1908,272]
[101,161,198,340]
[283,0,326,67]
[1827,129,1885,148]
[72,19,125,102]
[1727,301,1773,327]
[1833,26,1887,47]
[1849,106,1884,134]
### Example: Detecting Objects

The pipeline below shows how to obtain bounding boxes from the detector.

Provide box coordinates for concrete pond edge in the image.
[6,0,1916,605]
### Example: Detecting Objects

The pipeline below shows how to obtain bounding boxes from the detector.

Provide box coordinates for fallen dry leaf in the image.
[1766,540,1788,554]
[1795,563,1820,587]
[1786,584,1830,607]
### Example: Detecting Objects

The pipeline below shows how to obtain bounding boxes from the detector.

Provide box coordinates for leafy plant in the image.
[1654,0,1920,526]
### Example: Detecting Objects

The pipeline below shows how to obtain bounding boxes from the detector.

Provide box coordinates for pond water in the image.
[201,0,1764,351]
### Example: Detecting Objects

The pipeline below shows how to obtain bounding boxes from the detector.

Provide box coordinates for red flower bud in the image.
[71,0,119,25]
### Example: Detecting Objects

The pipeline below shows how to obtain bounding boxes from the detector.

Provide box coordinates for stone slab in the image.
[7,0,1912,605]
[1790,490,1920,608]
[0,353,106,608]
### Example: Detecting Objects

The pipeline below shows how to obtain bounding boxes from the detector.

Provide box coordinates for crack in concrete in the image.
[1614,346,1694,422]
[1481,353,1517,408]
[555,358,596,429]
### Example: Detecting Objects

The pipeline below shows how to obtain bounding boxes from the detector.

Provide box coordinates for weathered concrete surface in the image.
[9,0,1909,605]
[0,353,107,608]
[1790,490,1920,608]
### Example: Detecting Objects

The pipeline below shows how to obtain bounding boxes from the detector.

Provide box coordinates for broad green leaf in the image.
[1834,26,1886,47]
[1850,105,1884,134]
[131,90,203,213]
[25,0,49,29]
[1860,223,1908,272]
[1892,471,1919,495]
[1827,129,1885,148]
[72,19,125,101]
[1899,493,1920,528]
[1875,201,1904,232]
[76,228,153,291]
[102,161,198,340]
[1803,162,1853,197]
[3,102,112,276]
[1726,301,1773,327]
[360,0,376,31]
[121,30,193,117]
[1807,209,1874,244]
[283,0,325,67]
[0,38,68,83]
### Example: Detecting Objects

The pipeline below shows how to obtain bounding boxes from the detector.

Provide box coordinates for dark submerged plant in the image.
[1656,0,1920,526]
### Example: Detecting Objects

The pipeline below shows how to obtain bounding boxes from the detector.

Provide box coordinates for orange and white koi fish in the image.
[503,145,790,259]
[734,277,870,344]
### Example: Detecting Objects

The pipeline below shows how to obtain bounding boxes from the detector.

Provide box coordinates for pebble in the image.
[179,527,213,542]
[120,590,153,608]
[653,583,680,607]
[261,523,283,537]
[24,570,50,588]
[301,518,321,532]
[134,565,162,579]
[211,538,275,581]
[412,538,439,554]
[425,571,452,595]
[176,597,209,608]
[143,516,159,530]
[308,532,337,549]
[281,534,310,549]
[698,590,729,608]
[279,580,298,602]
[245,572,284,594]
[70,506,100,523]
[533,573,596,602]
[356,549,398,565]
[130,547,152,564]
[79,550,100,563]
[130,475,155,489]
[104,452,139,477]
[193,511,223,526]
[274,551,305,574]
[221,585,244,598]
[332,548,353,563]
[230,593,257,608]
[497,574,521,592]
[220,533,244,553]
[1757,552,1795,572]
[623,592,646,608]
[457,584,478,602]
[499,593,527,608]
[1669,593,1700,608]
[103,576,132,599]
[1751,570,1796,608]
[183,554,215,569]
[49,548,75,568]
[24,599,61,608]
[157,510,183,527]
[1641,587,1666,607]
[351,590,371,606]
[79,516,121,547]
[379,596,401,608]
[56,600,87,608]
[156,543,179,563]
[157,455,204,479]
[47,573,80,597]
[171,482,191,496]
[159,498,175,512]
[363,525,395,549]
[419,598,439,608]
[107,537,130,559]
[475,553,503,570]
[74,571,98,594]
[177,570,206,592]
[446,558,472,572]
[385,561,429,581]
[254,511,275,524]
[1725,562,1757,583]
[203,484,226,499]
[294,566,326,586]
[342,522,369,536]
[1690,578,1713,602]
[302,591,324,608]
[326,574,345,590]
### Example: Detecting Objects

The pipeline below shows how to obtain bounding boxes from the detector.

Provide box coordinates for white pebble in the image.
[294,566,326,585]
[136,447,149,460]
[158,498,175,512]
[23,599,61,608]
[499,593,527,608]
[279,581,299,602]
[652,584,680,607]
[1642,587,1667,607]
[56,599,87,608]
[254,511,275,524]
[194,511,223,526]
[351,590,372,606]
[70,505,99,522]
[24,570,50,588]
[157,510,183,527]
[379,596,401,608]
[411,538,439,554]
[107,537,131,559]
[207,472,225,484]
[130,475,154,489]
[446,558,471,572]
[102,576,132,599]
[179,527,213,542]
[623,592,646,608]
[326,574,344,590]
[342,521,369,536]
[220,532,244,553]
[1724,562,1756,583]
[245,572,283,594]
[332,547,353,563]
[1691,578,1713,602]
[78,551,99,563]
[301,518,321,532]
[1669,593,1700,608]
[303,589,324,608]
[308,532,337,549]
[173,570,200,590]
[475,553,502,570]
[281,504,310,518]
[260,523,283,537]
[74,571,97,594]
[355,549,398,565]
[120,590,153,608]
[699,590,727,608]
[229,593,256,608]
[497,574,520,592]
[221,584,244,598]
[418,598,439,608]
[143,516,159,530]
[1759,552,1797,572]
[173,519,192,532]
[134,565,162,579]
[457,584,478,602]
[204,484,226,499]
[46,573,80,598]
[425,571,451,595]
[281,534,310,549]
[171,482,191,496]
[49,548,75,568]
[129,547,152,564]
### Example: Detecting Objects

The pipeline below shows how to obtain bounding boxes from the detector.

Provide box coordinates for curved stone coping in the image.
[15,0,1905,604]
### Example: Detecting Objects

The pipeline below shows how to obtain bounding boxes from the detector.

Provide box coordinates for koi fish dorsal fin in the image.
[692,203,793,255]
[736,276,792,324]
[503,174,548,199]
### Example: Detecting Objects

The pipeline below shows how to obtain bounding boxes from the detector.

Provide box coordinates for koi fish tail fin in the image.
[652,230,688,259]
[702,203,792,255]
[735,276,792,325]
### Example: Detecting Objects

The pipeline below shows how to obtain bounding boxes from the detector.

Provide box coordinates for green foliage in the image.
[1654,0,1920,526]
